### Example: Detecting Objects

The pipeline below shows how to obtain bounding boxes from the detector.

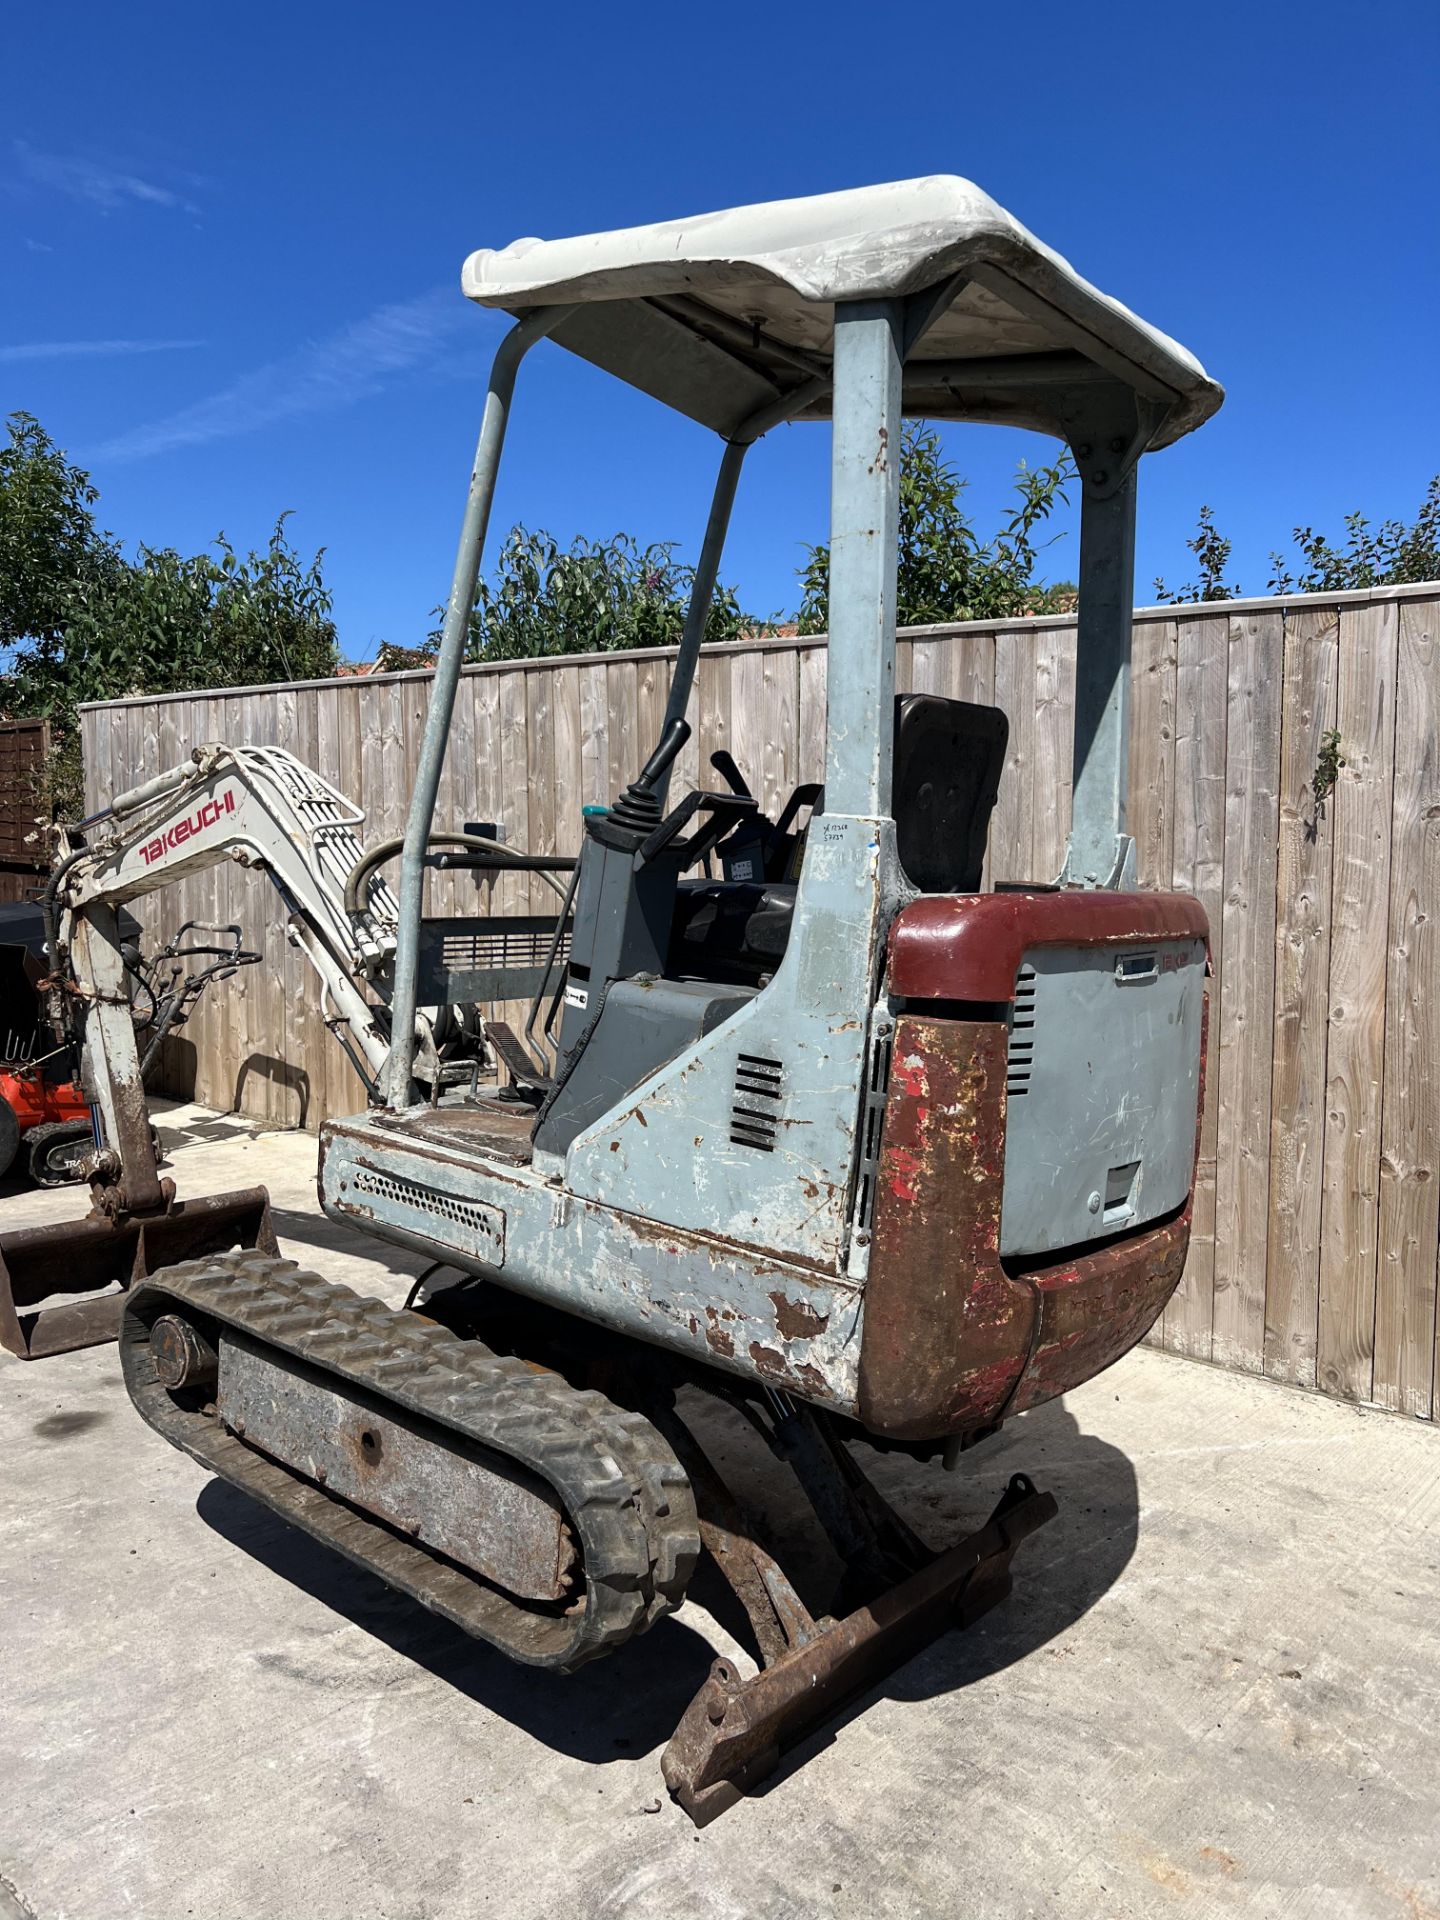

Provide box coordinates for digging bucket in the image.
[0,1187,279,1361]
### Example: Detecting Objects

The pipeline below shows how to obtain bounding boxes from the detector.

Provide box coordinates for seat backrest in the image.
[892,694,1008,894]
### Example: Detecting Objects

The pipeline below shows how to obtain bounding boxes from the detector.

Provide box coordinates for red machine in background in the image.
[0,902,257,1187]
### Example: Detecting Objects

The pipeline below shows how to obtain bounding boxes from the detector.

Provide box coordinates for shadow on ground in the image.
[196,1385,1136,1783]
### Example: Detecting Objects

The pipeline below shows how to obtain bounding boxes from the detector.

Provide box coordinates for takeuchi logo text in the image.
[139,789,237,865]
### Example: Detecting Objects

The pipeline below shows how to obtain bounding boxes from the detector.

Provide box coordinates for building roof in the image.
[461,177,1222,449]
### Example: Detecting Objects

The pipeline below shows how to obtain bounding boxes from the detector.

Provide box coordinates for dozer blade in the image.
[661,1472,1058,1825]
[0,1187,278,1361]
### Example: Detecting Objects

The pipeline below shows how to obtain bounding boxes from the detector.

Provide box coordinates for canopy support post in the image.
[823,300,904,821]
[654,439,748,803]
[1057,386,1160,890]
[387,307,571,1108]
[654,373,833,805]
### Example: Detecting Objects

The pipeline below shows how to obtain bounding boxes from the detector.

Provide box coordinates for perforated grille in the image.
[346,1167,505,1259]
[1007,966,1037,1097]
[730,1053,784,1152]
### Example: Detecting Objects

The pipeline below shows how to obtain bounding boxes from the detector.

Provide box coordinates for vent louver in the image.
[853,1020,894,1234]
[345,1167,505,1263]
[1007,966,1037,1097]
[730,1053,784,1152]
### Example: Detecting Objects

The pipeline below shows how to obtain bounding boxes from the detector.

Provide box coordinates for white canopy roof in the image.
[461,177,1222,449]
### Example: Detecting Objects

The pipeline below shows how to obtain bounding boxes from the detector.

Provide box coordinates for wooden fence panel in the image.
[78,585,1440,1420]
[0,717,52,900]
[1164,608,1230,1359]
[1374,597,1440,1414]
[991,625,1038,885]
[1212,610,1283,1373]
[1265,607,1340,1387]
[1318,600,1399,1402]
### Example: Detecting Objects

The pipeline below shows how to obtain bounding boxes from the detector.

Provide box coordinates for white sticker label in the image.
[564,984,589,1010]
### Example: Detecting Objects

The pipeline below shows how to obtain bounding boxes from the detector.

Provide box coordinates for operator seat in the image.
[669,696,1009,982]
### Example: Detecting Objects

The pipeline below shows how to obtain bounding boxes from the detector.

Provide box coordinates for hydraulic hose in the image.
[40,846,89,981]
[344,832,570,920]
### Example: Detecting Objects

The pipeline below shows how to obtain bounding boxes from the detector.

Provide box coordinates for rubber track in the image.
[120,1249,699,1671]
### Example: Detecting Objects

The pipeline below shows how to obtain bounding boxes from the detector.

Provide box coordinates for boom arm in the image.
[60,743,398,1080]
[51,745,411,1211]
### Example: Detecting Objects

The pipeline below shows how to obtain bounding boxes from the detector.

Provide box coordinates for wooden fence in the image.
[0,718,51,905]
[80,584,1440,1419]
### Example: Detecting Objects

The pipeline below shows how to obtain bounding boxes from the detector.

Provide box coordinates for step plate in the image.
[216,1335,571,1601]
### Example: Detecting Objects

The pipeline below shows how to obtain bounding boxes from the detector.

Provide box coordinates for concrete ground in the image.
[2,1105,1439,1920]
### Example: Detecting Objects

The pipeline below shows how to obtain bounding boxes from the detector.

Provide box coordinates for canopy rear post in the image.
[1058,388,1160,889]
[823,300,904,821]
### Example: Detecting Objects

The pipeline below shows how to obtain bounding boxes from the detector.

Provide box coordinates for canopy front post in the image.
[386,307,571,1108]
[654,439,748,803]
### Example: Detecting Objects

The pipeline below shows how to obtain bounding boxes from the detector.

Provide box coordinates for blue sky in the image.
[5,0,1437,660]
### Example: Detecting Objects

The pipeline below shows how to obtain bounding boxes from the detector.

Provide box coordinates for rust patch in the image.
[748,1341,786,1376]
[793,1362,825,1394]
[860,1005,1204,1440]
[634,1108,647,1129]
[705,1323,735,1359]
[768,1291,829,1340]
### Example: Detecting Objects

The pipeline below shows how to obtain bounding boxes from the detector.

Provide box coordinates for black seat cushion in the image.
[893,693,1007,894]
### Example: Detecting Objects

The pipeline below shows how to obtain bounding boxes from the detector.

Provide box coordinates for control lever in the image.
[606,718,694,838]
[638,790,756,869]
[708,749,752,799]
[636,717,692,793]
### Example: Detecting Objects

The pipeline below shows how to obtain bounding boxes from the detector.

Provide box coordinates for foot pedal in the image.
[486,1022,551,1089]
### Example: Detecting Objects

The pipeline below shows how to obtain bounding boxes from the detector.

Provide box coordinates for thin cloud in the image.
[14,140,200,215]
[86,289,468,464]
[0,338,202,365]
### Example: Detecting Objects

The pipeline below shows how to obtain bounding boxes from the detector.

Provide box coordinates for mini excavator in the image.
[9,180,1221,1819]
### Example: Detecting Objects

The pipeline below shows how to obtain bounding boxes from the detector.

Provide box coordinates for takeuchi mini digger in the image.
[15,179,1221,1819]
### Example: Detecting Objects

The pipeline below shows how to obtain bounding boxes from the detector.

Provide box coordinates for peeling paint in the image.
[769,1292,830,1340]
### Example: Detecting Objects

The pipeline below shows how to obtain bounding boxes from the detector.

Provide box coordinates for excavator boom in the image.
[0,742,497,1359]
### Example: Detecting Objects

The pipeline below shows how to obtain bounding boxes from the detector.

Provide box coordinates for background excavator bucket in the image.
[0,1186,278,1360]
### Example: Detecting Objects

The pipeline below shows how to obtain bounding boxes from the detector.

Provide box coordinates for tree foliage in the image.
[1267,476,1440,594]
[1152,504,1240,604]
[0,413,124,655]
[0,411,339,813]
[796,422,1074,634]
[1156,477,1440,603]
[378,527,766,672]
